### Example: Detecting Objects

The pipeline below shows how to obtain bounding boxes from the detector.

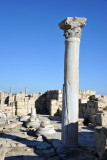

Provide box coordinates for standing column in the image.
[25,87,27,95]
[59,17,86,146]
[10,86,12,94]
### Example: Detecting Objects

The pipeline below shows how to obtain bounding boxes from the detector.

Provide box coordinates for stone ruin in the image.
[0,17,107,160]
[0,88,107,159]
[0,89,41,117]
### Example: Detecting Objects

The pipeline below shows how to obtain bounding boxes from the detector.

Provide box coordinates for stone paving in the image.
[0,115,99,160]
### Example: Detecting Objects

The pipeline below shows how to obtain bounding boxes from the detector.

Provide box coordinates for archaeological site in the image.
[0,17,107,160]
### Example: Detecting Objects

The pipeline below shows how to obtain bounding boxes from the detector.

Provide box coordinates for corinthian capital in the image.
[58,17,87,38]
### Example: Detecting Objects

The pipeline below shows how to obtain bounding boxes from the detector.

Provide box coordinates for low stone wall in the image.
[47,90,96,116]
[0,91,39,117]
[1,89,107,122]
[35,90,97,117]
[80,95,107,126]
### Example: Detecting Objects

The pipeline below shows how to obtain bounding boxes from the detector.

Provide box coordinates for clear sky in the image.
[0,0,107,95]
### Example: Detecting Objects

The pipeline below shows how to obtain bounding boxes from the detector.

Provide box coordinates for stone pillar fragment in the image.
[59,17,86,146]
[10,86,12,94]
[29,107,36,121]
[25,87,27,95]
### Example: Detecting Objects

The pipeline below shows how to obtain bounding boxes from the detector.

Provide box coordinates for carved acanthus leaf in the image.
[59,17,87,38]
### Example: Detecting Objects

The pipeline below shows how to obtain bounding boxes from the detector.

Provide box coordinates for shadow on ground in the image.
[0,132,60,160]
[5,155,44,160]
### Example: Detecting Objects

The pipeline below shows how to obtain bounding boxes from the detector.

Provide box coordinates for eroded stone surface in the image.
[95,126,107,159]
[36,120,55,136]
[59,17,87,146]
[0,114,99,160]
[59,17,86,38]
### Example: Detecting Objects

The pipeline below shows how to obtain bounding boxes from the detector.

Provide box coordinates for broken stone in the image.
[95,126,107,159]
[25,118,39,128]
[36,120,55,136]
[20,115,30,122]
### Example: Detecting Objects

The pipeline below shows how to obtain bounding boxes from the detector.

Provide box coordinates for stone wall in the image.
[15,92,37,116]
[80,94,107,127]
[36,89,107,128]
[1,89,107,125]
[35,90,62,115]
[0,91,39,117]
[47,90,96,116]
[36,90,96,117]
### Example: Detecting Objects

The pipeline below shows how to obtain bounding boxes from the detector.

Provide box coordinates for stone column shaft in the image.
[31,107,36,117]
[10,86,12,94]
[59,17,86,146]
[25,87,27,95]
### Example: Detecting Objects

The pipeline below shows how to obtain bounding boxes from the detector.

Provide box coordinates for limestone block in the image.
[96,113,107,126]
[95,126,107,159]
[58,97,62,102]
[27,109,31,114]
[58,93,62,98]
[50,100,57,105]
[92,115,97,126]
[17,109,27,115]
[16,105,26,109]
[49,100,58,116]
[85,90,90,95]
[16,101,25,106]
[90,108,96,115]
[36,120,55,136]
[96,95,101,98]
[80,98,88,104]
[25,119,39,128]
[90,90,96,95]
[58,90,62,94]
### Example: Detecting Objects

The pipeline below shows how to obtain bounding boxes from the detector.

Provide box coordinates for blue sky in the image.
[0,0,107,95]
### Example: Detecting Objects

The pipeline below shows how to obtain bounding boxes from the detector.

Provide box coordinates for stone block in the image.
[16,109,27,116]
[92,115,97,126]
[16,101,24,106]
[90,108,96,115]
[16,105,26,109]
[50,100,57,105]
[90,90,96,95]
[95,126,107,159]
[96,113,107,126]
[58,90,62,94]
[80,98,88,104]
